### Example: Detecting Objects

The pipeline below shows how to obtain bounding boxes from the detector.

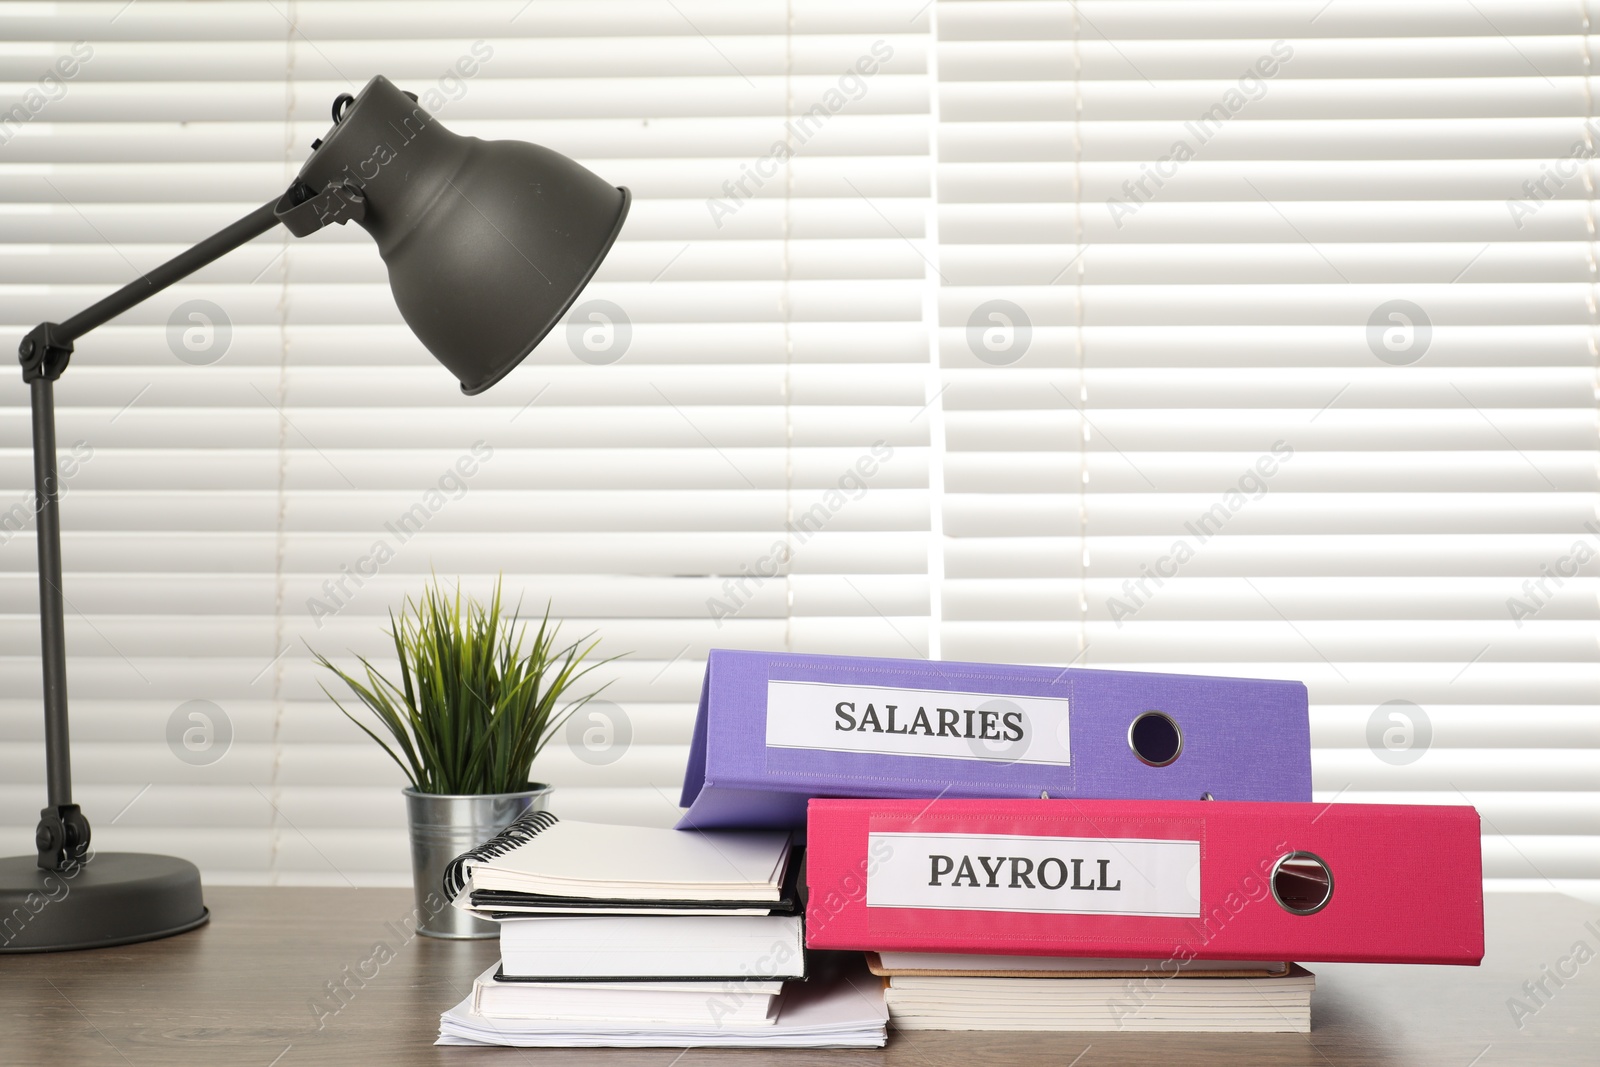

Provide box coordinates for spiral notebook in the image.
[446,811,795,915]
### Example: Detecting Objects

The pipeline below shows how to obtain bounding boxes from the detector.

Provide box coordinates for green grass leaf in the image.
[308,575,622,795]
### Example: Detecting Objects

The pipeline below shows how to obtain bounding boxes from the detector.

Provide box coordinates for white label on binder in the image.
[763,679,1071,766]
[866,832,1201,918]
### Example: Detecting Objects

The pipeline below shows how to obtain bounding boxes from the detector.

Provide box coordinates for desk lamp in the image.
[0,75,629,951]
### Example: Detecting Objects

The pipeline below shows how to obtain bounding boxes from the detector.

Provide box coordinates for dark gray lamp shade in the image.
[295,75,630,394]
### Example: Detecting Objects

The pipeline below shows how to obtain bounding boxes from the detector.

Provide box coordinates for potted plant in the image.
[312,576,612,939]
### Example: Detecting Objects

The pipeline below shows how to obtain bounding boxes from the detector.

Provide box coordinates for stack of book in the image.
[435,813,886,1047]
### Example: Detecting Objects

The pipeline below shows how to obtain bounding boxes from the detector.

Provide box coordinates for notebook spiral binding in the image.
[442,809,561,899]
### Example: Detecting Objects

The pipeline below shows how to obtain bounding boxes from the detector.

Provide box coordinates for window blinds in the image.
[1,1,1594,893]
[936,0,1599,892]
[0,1,933,883]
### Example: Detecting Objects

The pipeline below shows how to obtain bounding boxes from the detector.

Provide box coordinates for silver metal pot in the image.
[403,785,551,939]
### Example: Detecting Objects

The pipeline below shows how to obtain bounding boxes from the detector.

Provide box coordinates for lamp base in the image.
[0,851,208,953]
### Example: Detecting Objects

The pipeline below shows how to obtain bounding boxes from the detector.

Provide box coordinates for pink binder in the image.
[806,798,1484,966]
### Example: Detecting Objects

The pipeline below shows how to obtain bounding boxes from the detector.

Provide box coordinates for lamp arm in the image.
[17,197,283,870]
[21,198,285,380]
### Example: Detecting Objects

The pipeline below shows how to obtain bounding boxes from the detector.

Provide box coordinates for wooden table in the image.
[3,888,1595,1066]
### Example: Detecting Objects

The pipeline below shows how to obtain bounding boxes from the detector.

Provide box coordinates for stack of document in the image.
[870,953,1314,1033]
[439,955,887,1048]
[436,815,886,1048]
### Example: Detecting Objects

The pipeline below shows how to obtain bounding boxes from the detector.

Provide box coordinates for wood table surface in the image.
[2,888,1595,1066]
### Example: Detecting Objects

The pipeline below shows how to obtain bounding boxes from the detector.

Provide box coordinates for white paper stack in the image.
[436,814,885,1048]
[438,958,888,1048]
[879,961,1314,1033]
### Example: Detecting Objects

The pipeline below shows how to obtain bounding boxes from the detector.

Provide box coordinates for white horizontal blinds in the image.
[936,1,1600,886]
[0,2,933,883]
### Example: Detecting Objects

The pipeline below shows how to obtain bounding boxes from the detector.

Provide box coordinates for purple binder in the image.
[677,649,1311,830]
